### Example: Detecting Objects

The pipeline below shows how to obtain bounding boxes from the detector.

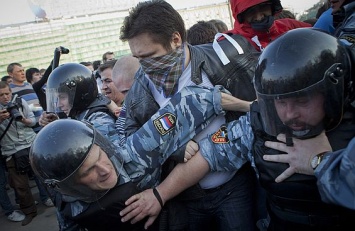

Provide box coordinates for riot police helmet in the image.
[254,28,352,138]
[46,63,98,118]
[29,119,124,203]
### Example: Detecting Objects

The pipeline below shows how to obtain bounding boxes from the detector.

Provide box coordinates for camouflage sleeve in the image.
[199,112,255,172]
[124,85,226,168]
[315,137,355,210]
[85,111,118,146]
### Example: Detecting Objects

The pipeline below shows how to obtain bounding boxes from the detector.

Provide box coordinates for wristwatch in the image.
[310,153,325,170]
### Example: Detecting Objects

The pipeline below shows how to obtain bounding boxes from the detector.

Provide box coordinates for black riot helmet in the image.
[254,28,352,138]
[46,63,98,118]
[29,119,124,203]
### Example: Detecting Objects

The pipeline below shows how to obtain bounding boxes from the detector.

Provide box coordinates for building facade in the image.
[0,1,232,77]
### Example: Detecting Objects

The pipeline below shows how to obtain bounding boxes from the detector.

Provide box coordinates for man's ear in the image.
[171,32,182,49]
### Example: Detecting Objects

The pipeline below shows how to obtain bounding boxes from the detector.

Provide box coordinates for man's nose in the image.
[254,12,265,22]
[101,83,108,90]
[284,104,299,119]
[96,162,111,174]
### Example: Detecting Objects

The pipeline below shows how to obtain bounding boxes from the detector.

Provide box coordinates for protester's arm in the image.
[32,60,53,93]
[221,93,252,112]
[263,132,332,182]
[120,149,209,229]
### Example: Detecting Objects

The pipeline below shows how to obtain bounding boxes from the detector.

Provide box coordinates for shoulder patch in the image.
[153,113,176,135]
[211,126,229,143]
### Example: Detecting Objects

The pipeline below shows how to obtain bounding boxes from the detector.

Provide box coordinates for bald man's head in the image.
[112,55,140,97]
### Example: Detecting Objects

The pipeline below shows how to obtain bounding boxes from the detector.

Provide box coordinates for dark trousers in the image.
[6,156,37,216]
[184,164,256,231]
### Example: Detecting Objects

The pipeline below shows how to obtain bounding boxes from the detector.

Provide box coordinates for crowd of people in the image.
[1,0,355,230]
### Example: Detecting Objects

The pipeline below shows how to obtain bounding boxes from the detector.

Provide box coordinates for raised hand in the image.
[263,132,331,182]
[120,188,162,229]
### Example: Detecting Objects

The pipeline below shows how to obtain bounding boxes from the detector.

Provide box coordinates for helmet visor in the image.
[257,64,345,138]
[257,91,326,138]
[43,129,124,203]
[46,87,73,116]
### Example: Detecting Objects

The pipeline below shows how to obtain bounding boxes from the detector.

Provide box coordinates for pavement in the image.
[0,180,59,231]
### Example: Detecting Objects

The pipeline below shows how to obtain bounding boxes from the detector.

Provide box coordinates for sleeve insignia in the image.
[153,112,176,135]
[211,125,229,143]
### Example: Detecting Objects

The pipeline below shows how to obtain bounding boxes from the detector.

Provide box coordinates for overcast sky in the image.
[0,0,322,26]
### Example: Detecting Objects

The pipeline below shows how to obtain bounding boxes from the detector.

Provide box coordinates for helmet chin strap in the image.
[285,130,293,147]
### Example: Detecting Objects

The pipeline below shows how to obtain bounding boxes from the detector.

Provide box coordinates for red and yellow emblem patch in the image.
[211,126,229,143]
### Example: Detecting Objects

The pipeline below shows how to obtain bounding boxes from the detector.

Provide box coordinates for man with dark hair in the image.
[102,51,115,63]
[79,61,94,72]
[92,60,101,71]
[1,76,12,84]
[25,67,42,84]
[187,20,218,45]
[208,19,229,32]
[119,0,259,230]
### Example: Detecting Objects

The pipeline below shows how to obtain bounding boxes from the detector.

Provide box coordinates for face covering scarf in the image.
[140,45,185,97]
[250,15,274,31]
